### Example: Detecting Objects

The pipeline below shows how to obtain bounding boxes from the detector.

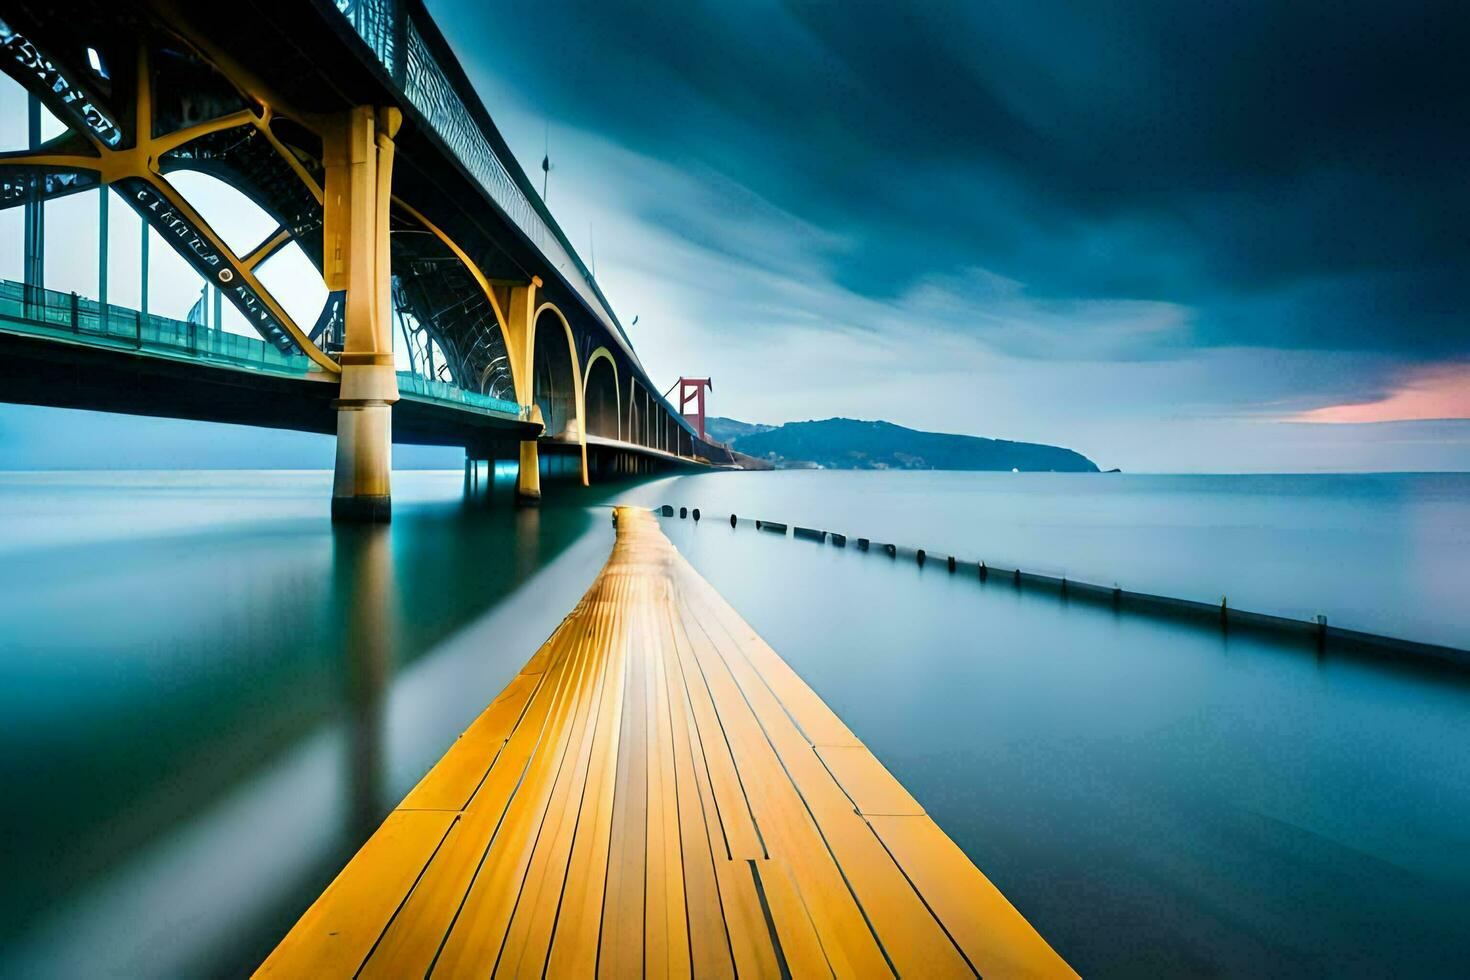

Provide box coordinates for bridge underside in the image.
[0,327,520,447]
[0,325,706,476]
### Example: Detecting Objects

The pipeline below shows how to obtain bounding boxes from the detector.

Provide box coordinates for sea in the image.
[1,469,1467,977]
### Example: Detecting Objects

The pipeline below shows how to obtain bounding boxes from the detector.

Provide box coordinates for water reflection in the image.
[335,524,394,841]
[7,469,1465,977]
[645,470,1470,648]
[0,471,632,976]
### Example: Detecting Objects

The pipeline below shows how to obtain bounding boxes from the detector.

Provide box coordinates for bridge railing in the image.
[0,279,312,374]
[395,372,526,418]
[332,0,633,358]
[0,279,530,420]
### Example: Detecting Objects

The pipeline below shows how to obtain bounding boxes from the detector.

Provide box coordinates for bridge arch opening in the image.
[255,244,328,332]
[389,205,515,402]
[391,303,453,383]
[531,304,581,440]
[626,380,641,447]
[164,170,277,257]
[583,347,620,440]
[0,73,66,151]
[161,171,329,339]
[1,43,340,365]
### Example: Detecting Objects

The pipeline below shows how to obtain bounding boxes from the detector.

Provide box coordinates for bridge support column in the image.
[504,283,544,504]
[517,441,541,503]
[326,106,402,523]
[22,95,44,318]
[333,403,393,521]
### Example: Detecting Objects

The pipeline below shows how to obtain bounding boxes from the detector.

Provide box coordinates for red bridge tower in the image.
[677,377,713,441]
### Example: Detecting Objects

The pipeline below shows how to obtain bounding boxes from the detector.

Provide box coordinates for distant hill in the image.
[708,417,1098,472]
[705,416,776,444]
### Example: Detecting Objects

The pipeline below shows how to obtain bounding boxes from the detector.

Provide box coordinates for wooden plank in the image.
[869,814,1077,979]
[814,746,924,817]
[680,568,860,749]
[257,810,458,977]
[679,568,974,978]
[260,506,1073,980]
[598,580,651,977]
[359,614,596,978]
[399,671,541,811]
[753,858,838,979]
[677,600,890,977]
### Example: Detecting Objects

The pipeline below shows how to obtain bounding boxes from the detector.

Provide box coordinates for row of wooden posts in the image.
[653,504,1468,670]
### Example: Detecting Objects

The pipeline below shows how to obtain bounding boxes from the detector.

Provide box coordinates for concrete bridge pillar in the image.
[504,281,544,505]
[518,440,541,502]
[326,106,401,522]
[517,404,544,503]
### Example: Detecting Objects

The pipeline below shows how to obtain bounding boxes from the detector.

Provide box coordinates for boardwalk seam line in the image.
[425,614,598,976]
[748,860,794,980]
[489,607,609,977]
[859,818,982,978]
[681,584,901,978]
[351,814,462,979]
[672,578,771,860]
[660,598,742,971]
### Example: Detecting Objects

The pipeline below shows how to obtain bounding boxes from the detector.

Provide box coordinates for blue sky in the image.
[2,0,1469,471]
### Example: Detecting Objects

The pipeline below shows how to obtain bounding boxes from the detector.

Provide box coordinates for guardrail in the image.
[0,279,311,374]
[394,371,524,418]
[0,279,527,420]
[332,0,631,357]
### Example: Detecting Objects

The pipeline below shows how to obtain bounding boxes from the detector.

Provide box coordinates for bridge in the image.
[0,0,728,521]
[0,2,1078,973]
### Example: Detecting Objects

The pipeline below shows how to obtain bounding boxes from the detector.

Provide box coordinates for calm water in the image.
[1,469,1467,977]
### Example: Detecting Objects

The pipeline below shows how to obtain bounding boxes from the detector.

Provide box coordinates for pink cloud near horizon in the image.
[1291,363,1470,423]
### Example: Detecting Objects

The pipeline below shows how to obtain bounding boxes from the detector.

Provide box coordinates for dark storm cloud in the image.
[435,0,1470,356]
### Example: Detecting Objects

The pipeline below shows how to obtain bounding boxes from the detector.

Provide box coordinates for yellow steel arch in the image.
[0,43,341,373]
[391,198,523,398]
[581,345,621,442]
[532,301,588,485]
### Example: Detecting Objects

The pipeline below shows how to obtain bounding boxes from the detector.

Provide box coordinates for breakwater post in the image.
[653,506,1468,669]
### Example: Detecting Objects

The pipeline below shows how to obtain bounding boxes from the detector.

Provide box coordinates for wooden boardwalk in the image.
[259,507,1074,978]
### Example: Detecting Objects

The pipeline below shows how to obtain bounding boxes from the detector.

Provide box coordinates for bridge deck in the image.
[259,507,1073,978]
